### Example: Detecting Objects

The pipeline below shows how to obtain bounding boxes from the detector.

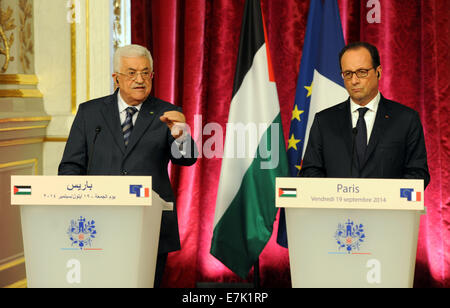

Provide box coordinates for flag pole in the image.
[253,258,260,288]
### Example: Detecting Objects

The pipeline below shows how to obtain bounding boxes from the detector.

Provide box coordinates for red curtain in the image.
[131,0,450,288]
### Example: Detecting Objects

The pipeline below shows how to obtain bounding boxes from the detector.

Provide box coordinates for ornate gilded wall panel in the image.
[0,0,46,288]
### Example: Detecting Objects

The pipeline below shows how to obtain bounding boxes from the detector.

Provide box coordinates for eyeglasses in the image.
[341,68,374,80]
[117,70,154,81]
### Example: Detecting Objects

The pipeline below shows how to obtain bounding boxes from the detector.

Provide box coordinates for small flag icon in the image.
[129,185,150,198]
[279,188,297,198]
[14,186,31,195]
[400,188,421,202]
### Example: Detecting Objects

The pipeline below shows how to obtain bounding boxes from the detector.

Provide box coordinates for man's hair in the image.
[339,41,381,70]
[113,44,153,72]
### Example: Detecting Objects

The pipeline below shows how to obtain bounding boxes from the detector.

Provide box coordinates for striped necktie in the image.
[122,107,138,147]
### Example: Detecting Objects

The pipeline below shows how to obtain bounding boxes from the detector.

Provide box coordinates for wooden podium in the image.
[11,176,171,288]
[276,178,425,288]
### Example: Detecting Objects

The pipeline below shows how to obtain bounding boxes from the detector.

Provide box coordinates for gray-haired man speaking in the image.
[59,44,197,287]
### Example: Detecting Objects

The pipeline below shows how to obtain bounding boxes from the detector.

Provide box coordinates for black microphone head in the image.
[95,126,101,133]
[352,127,358,135]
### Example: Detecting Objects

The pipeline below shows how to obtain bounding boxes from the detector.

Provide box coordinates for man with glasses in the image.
[58,44,197,287]
[300,42,430,188]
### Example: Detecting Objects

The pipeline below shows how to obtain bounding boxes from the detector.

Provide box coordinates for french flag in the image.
[278,0,347,248]
[139,187,150,198]
[410,191,421,202]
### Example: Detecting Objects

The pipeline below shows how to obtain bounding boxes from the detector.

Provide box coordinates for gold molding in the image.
[0,89,43,98]
[0,158,38,174]
[0,137,44,147]
[4,278,27,288]
[0,257,25,272]
[44,136,67,142]
[71,14,77,115]
[0,124,47,132]
[0,116,51,123]
[0,74,38,85]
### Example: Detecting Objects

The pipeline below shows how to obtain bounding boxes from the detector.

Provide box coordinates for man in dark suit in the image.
[300,42,430,188]
[58,44,197,287]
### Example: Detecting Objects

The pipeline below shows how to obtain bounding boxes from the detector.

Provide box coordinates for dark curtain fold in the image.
[131,0,450,288]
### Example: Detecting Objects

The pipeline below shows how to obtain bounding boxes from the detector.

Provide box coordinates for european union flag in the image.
[278,0,348,247]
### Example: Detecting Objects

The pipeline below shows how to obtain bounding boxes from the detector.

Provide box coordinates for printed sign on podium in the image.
[276,177,425,288]
[11,176,171,288]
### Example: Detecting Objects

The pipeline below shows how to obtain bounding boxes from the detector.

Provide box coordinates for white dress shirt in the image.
[350,92,380,145]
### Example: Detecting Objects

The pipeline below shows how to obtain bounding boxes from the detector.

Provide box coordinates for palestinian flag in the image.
[278,188,297,198]
[14,186,32,195]
[210,0,289,278]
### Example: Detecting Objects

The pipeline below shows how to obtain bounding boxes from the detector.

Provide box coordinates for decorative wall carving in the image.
[0,4,16,73]
[112,0,121,50]
[18,0,33,73]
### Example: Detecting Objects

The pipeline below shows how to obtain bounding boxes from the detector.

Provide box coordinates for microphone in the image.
[350,127,357,177]
[86,126,101,175]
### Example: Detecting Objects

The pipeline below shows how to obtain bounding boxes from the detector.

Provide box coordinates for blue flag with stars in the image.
[277,0,348,247]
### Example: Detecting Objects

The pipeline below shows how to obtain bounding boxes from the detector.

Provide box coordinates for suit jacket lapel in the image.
[361,94,390,169]
[124,96,158,157]
[339,99,354,160]
[101,92,126,154]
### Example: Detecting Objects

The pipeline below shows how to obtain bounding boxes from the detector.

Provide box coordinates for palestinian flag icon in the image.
[14,186,31,195]
[279,188,297,198]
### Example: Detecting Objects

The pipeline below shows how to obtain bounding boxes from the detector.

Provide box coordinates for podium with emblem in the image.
[276,177,425,288]
[11,176,169,288]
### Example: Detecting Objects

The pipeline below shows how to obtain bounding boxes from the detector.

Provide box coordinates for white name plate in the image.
[11,176,153,207]
[276,177,424,211]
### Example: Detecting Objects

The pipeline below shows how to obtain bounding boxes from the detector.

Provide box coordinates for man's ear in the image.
[376,66,382,80]
[113,73,119,87]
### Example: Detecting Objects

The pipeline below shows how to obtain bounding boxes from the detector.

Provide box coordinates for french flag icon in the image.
[400,188,421,202]
[129,185,150,198]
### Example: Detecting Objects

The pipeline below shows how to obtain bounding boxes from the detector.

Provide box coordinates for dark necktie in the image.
[122,107,138,147]
[355,107,369,169]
